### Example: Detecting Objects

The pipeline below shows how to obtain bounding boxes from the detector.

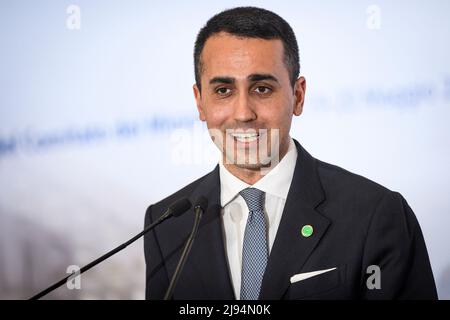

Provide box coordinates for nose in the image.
[233,92,257,123]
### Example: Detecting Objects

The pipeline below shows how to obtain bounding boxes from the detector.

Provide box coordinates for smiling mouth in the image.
[230,132,260,143]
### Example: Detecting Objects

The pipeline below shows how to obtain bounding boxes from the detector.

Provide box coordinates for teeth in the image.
[231,133,259,142]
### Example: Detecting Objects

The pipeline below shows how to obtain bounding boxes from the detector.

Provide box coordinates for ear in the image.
[193,84,206,121]
[293,76,306,116]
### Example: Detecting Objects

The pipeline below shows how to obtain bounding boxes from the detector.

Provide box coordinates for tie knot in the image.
[239,188,265,212]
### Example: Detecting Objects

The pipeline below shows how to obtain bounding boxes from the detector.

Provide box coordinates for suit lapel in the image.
[186,166,235,299]
[259,141,331,299]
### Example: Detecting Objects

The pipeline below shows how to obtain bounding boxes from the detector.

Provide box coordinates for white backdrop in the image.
[0,0,449,299]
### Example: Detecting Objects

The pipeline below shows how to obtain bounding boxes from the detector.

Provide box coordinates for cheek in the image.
[204,107,230,129]
[203,98,235,128]
[259,103,293,129]
[277,98,295,129]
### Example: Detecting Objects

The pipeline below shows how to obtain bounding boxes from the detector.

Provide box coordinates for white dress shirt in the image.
[219,138,298,299]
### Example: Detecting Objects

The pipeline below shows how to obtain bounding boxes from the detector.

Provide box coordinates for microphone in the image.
[29,197,192,300]
[164,196,208,300]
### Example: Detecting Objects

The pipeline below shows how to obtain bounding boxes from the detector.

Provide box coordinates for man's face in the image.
[194,32,305,175]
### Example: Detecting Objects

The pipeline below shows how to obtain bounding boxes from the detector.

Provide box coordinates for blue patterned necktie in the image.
[239,187,268,300]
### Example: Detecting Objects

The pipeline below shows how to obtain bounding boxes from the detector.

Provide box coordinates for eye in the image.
[254,86,272,94]
[216,87,231,95]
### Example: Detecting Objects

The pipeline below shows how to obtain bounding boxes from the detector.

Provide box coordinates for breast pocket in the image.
[287,265,347,299]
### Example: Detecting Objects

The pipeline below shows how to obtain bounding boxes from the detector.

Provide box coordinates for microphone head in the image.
[194,196,208,213]
[169,198,192,217]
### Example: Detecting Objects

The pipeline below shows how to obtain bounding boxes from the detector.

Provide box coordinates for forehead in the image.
[200,32,288,81]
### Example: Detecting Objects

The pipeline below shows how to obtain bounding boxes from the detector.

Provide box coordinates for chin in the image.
[234,163,264,170]
[231,156,275,170]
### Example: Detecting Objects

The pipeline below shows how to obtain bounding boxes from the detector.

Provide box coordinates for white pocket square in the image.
[290,267,337,284]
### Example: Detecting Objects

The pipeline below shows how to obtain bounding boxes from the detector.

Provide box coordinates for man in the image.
[144,7,437,300]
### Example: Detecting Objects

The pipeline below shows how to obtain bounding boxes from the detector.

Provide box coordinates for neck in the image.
[222,139,291,185]
[223,163,265,185]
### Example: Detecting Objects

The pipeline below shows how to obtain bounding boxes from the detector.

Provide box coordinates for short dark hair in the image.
[194,6,300,92]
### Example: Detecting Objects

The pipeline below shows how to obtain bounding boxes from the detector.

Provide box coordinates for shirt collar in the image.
[219,138,298,207]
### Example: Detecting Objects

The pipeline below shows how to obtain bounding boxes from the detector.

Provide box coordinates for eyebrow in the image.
[208,73,279,85]
[209,76,234,85]
[248,73,279,83]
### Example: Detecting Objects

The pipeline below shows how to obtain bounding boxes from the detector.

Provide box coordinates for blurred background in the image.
[1,0,449,299]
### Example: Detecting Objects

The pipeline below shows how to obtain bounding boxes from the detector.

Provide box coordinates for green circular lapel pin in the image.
[301,225,314,237]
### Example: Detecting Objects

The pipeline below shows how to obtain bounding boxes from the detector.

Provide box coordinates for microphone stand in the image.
[163,197,206,300]
[30,198,191,300]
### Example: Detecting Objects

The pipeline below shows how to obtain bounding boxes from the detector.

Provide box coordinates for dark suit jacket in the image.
[144,140,437,299]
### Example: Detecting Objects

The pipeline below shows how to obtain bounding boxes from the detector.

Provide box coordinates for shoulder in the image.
[313,158,422,247]
[314,158,409,220]
[316,159,391,197]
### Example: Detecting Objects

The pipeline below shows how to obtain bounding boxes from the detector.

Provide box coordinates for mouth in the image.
[229,132,260,143]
